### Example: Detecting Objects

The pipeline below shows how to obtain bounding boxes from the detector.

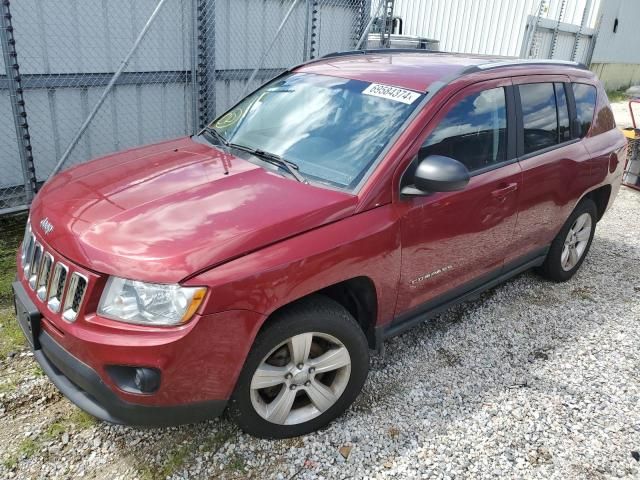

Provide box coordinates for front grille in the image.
[19,220,90,321]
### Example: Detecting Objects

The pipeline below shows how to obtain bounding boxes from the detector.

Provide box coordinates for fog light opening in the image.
[106,365,161,394]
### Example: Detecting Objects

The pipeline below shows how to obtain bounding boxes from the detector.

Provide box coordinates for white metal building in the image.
[391,0,601,57]
[590,0,640,89]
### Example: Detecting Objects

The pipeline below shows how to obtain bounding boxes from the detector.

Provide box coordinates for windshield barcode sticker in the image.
[362,83,421,104]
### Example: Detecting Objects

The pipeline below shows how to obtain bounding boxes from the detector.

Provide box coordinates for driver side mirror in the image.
[401,154,470,196]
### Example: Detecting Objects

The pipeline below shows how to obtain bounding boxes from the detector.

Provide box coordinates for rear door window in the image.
[519,83,559,154]
[572,83,597,138]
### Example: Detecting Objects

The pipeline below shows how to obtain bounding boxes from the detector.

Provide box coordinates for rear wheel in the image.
[539,198,597,282]
[228,295,369,438]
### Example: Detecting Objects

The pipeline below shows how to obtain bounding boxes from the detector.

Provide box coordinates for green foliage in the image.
[607,89,628,103]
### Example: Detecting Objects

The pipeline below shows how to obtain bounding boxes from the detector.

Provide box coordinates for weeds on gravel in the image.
[2,436,44,471]
[67,409,96,429]
[226,452,247,472]
[136,428,234,480]
[138,443,192,480]
[45,409,96,440]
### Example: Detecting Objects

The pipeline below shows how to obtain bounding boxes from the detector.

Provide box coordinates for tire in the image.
[228,295,369,438]
[538,198,598,282]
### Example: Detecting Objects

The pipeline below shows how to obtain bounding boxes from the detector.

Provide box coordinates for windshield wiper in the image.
[228,143,308,184]
[201,126,229,146]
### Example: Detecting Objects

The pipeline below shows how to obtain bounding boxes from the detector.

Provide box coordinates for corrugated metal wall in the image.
[392,0,600,57]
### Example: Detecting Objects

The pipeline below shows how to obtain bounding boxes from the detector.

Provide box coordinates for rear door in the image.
[506,76,593,265]
[394,78,522,317]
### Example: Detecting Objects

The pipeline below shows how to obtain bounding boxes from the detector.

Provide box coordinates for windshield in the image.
[208,73,423,190]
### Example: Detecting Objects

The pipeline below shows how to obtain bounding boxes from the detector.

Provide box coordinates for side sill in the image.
[375,247,549,345]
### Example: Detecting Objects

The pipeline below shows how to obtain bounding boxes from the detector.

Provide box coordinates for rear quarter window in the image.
[572,83,597,138]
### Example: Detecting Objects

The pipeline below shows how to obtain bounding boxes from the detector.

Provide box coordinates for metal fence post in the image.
[1,0,36,203]
[571,0,592,62]
[49,0,170,179]
[242,0,304,97]
[353,0,371,48]
[191,0,200,132]
[194,0,213,130]
[549,0,567,59]
[356,0,386,50]
[521,0,547,58]
[304,0,319,61]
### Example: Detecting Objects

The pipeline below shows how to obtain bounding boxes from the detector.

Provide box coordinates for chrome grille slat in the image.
[22,233,35,279]
[47,262,68,313]
[36,253,54,300]
[62,273,88,322]
[20,221,31,263]
[28,243,43,290]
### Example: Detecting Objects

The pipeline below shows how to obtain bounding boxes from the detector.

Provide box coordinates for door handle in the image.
[491,183,518,198]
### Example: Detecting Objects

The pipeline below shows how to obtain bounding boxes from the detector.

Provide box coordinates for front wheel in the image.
[228,295,369,438]
[539,198,597,282]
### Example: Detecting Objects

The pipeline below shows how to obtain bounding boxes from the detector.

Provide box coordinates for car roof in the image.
[294,50,589,93]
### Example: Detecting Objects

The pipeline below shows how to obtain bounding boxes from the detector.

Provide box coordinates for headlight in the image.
[97,277,207,326]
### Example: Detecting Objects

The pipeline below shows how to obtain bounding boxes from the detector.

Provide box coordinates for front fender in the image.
[185,205,402,328]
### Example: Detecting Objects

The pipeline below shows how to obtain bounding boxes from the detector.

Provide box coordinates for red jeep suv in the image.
[13,51,626,438]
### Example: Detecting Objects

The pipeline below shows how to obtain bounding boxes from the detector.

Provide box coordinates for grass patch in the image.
[1,437,42,470]
[226,453,246,472]
[607,88,628,103]
[138,443,191,480]
[0,213,26,304]
[0,378,17,394]
[17,438,39,458]
[67,409,96,429]
[136,429,233,480]
[0,307,25,358]
[0,213,27,358]
[44,422,66,440]
[1,454,17,470]
[44,409,96,441]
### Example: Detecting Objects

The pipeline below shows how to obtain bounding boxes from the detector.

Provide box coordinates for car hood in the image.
[30,137,357,283]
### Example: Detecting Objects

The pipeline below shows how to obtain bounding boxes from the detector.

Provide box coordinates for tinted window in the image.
[421,87,507,172]
[573,83,597,137]
[520,83,559,154]
[555,83,571,142]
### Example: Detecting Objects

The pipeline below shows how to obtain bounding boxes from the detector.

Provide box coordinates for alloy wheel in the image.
[561,212,592,271]
[249,332,351,425]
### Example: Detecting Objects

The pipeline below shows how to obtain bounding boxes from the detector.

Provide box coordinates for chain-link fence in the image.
[0,0,377,216]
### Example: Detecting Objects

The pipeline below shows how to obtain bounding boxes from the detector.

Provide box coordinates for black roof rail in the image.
[320,50,589,71]
[463,58,589,73]
[321,49,457,59]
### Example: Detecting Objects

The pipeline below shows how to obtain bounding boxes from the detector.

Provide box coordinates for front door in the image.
[395,78,522,317]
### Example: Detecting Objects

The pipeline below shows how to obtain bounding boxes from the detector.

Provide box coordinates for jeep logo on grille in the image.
[40,217,54,235]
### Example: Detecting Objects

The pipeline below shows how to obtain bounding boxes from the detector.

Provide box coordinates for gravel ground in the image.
[611,100,634,129]
[1,189,640,479]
